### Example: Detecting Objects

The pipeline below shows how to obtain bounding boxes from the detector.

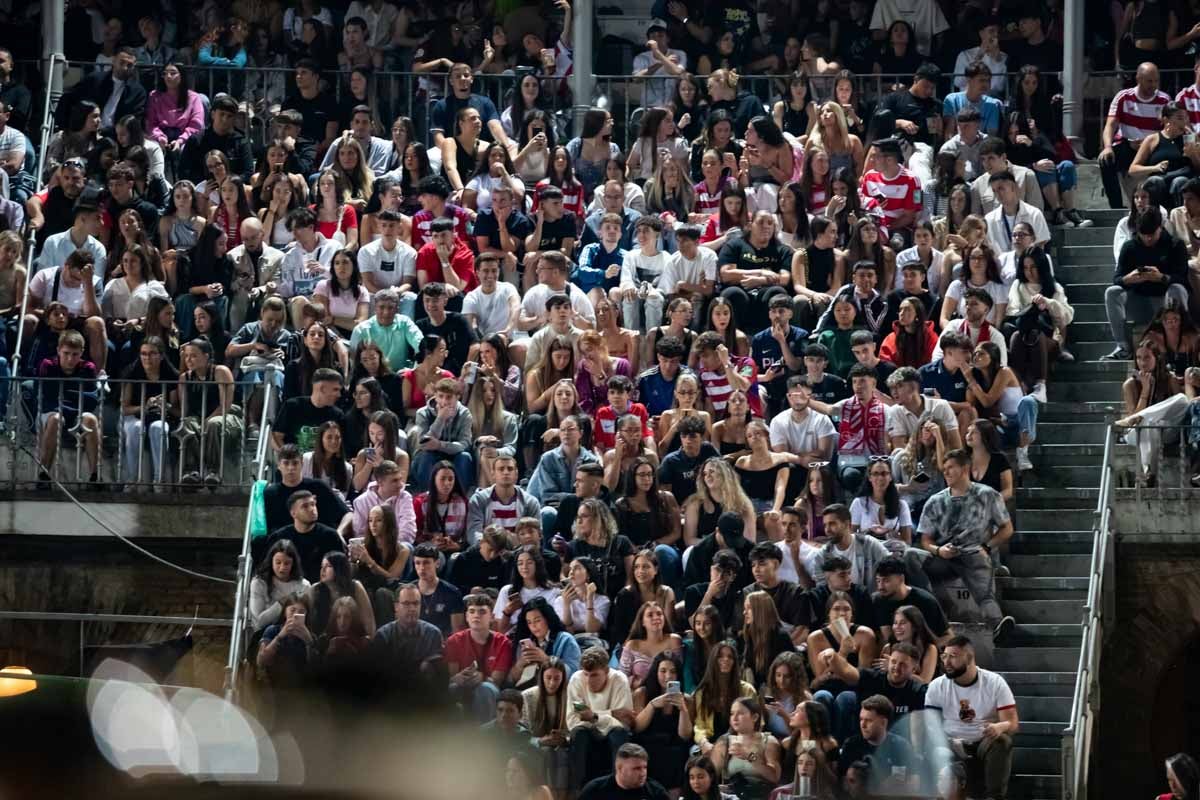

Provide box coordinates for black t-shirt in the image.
[566,535,636,599]
[682,533,755,593]
[36,187,80,248]
[283,92,340,144]
[879,90,942,146]
[420,579,466,636]
[448,544,510,593]
[275,398,345,453]
[716,237,794,289]
[736,580,813,630]
[658,443,721,504]
[809,583,877,631]
[263,522,346,584]
[854,667,927,717]
[579,774,671,800]
[535,212,577,252]
[683,582,739,630]
[473,209,536,252]
[418,313,477,375]
[869,359,899,396]
[261,478,351,534]
[871,585,949,637]
[806,372,850,406]
[838,732,919,779]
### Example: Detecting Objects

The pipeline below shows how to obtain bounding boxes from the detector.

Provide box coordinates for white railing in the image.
[1062,423,1115,800]
[223,365,278,702]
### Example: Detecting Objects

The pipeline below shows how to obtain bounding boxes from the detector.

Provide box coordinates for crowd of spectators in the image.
[0,0,1148,797]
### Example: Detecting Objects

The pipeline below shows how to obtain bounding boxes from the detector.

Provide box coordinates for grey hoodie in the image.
[413,400,474,455]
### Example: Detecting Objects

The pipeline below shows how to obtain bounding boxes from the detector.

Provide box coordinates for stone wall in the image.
[1096,543,1200,799]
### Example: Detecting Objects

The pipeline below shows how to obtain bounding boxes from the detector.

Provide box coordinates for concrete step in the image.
[991,646,1081,672]
[1060,341,1125,362]
[1031,422,1108,444]
[1067,302,1108,323]
[1000,672,1077,697]
[1006,554,1091,578]
[1014,747,1063,773]
[1014,720,1069,748]
[1039,401,1123,421]
[1011,773,1062,799]
[1075,208,1127,227]
[1025,444,1107,461]
[1015,694,1073,721]
[1059,265,1116,288]
[997,576,1089,601]
[1009,623,1084,646]
[1019,463,1101,489]
[1059,320,1113,342]
[1012,508,1095,528]
[1015,488,1101,504]
[1005,599,1087,624]
[1057,245,1114,266]
[1047,380,1124,402]
[1008,532,1094,555]
[1062,282,1111,304]
[1054,225,1118,246]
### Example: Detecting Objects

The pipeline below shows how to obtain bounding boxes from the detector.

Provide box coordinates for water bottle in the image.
[791,776,812,799]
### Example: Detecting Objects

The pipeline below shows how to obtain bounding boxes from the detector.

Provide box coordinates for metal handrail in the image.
[1063,423,1115,800]
[223,365,278,702]
[6,52,63,446]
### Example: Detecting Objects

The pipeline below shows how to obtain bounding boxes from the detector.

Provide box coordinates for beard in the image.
[944,663,967,679]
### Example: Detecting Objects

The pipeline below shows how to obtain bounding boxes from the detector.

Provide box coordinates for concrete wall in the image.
[1096,542,1200,800]
[0,497,246,693]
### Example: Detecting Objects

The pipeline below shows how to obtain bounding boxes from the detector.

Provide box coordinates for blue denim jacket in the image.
[527,445,599,506]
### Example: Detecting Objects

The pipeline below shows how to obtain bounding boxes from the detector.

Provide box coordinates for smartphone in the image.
[573,701,588,711]
[349,537,365,549]
[762,694,775,704]
[922,388,935,397]
[292,612,305,625]
[667,680,681,695]
[363,447,376,460]
[520,638,533,649]
[420,434,433,444]
[913,472,930,483]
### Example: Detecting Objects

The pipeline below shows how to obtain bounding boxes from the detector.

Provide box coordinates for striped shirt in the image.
[699,355,762,418]
[485,488,523,531]
[1109,87,1171,144]
[860,166,922,226]
[694,178,734,216]
[1176,83,1200,133]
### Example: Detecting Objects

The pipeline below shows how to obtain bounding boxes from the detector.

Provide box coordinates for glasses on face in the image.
[1012,230,1032,238]
[869,455,891,463]
[676,389,697,396]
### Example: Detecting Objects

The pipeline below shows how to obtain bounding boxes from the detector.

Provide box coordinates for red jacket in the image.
[879,320,938,368]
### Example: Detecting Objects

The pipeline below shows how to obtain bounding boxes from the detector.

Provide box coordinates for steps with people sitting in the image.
[987,209,1120,800]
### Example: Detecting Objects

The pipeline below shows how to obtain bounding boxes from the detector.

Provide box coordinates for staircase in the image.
[993,208,1127,800]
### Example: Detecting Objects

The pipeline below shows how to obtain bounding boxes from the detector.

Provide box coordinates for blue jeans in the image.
[813,689,860,743]
[998,396,1039,447]
[456,680,500,723]
[1034,160,1077,192]
[412,450,474,492]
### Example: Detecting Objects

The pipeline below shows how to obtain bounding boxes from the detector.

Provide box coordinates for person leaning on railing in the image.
[170,337,242,486]
[119,334,178,486]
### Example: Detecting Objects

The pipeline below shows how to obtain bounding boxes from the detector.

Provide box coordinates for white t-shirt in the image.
[463,282,520,338]
[895,246,948,296]
[849,496,914,537]
[358,237,417,290]
[661,247,718,290]
[831,538,867,588]
[769,409,836,454]
[552,592,612,630]
[869,0,949,56]
[985,202,1051,255]
[776,539,824,586]
[886,396,959,441]
[943,279,1007,325]
[27,267,103,315]
[465,174,525,213]
[926,668,1016,742]
[620,248,672,292]
[494,584,563,627]
[522,282,596,325]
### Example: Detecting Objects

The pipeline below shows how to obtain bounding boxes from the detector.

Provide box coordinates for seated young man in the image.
[271,367,345,454]
[34,330,101,488]
[566,645,636,790]
[574,211,627,308]
[446,592,515,722]
[523,185,578,293]
[412,377,475,490]
[614,215,669,334]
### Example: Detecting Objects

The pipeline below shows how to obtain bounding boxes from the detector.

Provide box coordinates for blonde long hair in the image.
[329,134,374,200]
[644,156,695,214]
[807,101,850,155]
[694,458,755,520]
[467,374,514,439]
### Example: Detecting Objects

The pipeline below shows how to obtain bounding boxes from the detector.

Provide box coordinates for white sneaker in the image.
[1031,381,1048,404]
[1017,446,1033,472]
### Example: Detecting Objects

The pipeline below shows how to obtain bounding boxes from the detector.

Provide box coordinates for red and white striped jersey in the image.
[1176,83,1200,133]
[860,166,922,226]
[1108,87,1171,143]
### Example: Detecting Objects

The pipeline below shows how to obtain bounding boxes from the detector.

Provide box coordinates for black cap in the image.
[718,511,746,546]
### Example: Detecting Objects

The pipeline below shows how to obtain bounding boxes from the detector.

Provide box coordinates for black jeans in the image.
[720,284,790,334]
[1099,140,1138,209]
[569,725,631,789]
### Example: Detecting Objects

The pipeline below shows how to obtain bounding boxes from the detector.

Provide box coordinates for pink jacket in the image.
[145,89,205,147]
